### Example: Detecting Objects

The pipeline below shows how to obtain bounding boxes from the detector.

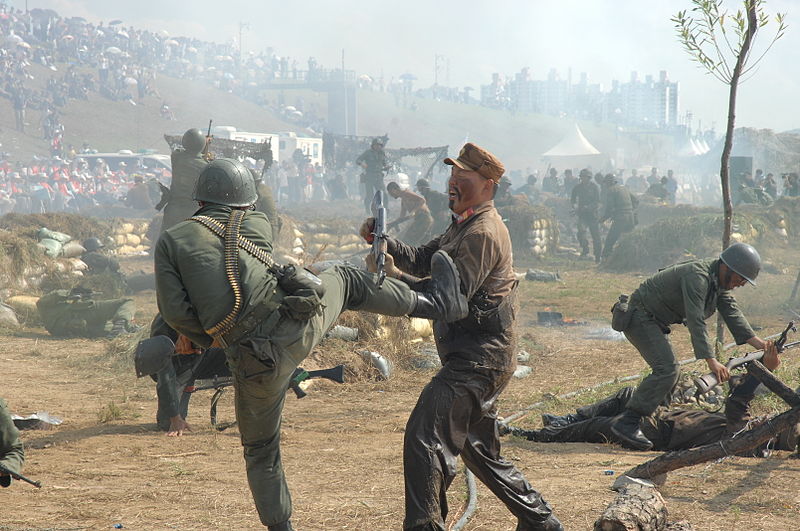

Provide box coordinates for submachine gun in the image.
[370,190,388,288]
[695,321,800,394]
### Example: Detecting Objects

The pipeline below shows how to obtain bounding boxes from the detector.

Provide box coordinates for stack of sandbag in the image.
[36,227,72,258]
[6,295,40,324]
[300,222,366,262]
[113,221,151,255]
[528,218,555,257]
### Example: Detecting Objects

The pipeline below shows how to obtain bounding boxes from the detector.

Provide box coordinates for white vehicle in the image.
[277,132,323,167]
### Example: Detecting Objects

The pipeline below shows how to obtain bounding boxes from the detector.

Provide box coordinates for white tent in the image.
[541,123,605,169]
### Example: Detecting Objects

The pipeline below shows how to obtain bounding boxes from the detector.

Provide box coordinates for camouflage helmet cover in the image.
[193,158,258,207]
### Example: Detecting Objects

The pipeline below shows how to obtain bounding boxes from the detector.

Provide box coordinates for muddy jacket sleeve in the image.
[154,235,212,348]
[386,234,442,278]
[681,273,714,360]
[717,290,755,345]
[0,398,24,487]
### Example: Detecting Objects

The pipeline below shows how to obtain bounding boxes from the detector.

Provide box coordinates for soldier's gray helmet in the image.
[193,158,258,207]
[720,242,761,286]
[416,178,430,190]
[134,335,175,378]
[182,128,206,154]
[82,237,103,252]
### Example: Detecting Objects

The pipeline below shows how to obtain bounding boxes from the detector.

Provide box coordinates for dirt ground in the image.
[3,254,800,531]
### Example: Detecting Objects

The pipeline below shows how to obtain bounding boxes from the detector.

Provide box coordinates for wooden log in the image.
[594,483,667,531]
[625,405,800,480]
[746,360,800,407]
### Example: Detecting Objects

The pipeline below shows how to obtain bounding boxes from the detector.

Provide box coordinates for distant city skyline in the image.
[12,0,800,132]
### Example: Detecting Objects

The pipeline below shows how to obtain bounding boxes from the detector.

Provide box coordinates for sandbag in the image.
[61,242,86,258]
[37,227,71,243]
[38,238,63,258]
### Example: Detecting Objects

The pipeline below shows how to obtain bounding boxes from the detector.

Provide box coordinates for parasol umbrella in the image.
[124,77,138,86]
[62,35,74,41]
[109,20,123,26]
[105,46,122,54]
[358,74,373,82]
[117,30,129,39]
[205,66,216,71]
[165,39,179,46]
[6,34,22,44]
[290,110,303,118]
[158,29,169,38]
[17,41,31,49]
[223,55,234,62]
[186,46,197,53]
[284,105,296,112]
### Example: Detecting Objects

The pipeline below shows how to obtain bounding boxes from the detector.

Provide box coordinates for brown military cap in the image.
[444,142,505,183]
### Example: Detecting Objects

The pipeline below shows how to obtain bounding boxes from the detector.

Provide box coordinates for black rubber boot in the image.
[541,413,585,428]
[409,250,468,323]
[610,410,653,451]
[268,521,293,531]
[516,513,565,531]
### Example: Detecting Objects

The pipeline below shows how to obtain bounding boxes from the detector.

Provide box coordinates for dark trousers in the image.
[403,359,554,530]
[576,211,601,258]
[363,175,384,213]
[602,216,635,258]
[537,387,635,443]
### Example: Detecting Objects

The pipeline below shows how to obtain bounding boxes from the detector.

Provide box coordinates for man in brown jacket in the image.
[362,143,562,531]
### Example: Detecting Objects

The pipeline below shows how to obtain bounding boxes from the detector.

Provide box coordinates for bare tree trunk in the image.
[716,0,759,344]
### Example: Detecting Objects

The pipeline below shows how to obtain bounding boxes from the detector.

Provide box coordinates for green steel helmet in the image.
[82,237,104,252]
[720,242,761,286]
[193,158,258,207]
[181,128,206,154]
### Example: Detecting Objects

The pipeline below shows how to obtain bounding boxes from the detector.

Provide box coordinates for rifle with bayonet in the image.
[202,119,214,162]
[694,321,799,394]
[370,190,388,288]
[0,463,41,488]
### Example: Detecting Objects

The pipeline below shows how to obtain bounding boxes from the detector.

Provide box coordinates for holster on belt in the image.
[216,288,285,348]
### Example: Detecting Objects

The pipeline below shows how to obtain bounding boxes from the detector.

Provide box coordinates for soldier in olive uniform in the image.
[81,237,122,275]
[570,169,602,262]
[0,397,25,487]
[600,174,639,260]
[512,343,798,454]
[607,243,774,450]
[161,128,208,232]
[362,143,563,531]
[155,158,468,531]
[356,138,390,214]
[36,288,137,339]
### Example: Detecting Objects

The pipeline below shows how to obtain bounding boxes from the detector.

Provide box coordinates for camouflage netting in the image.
[601,211,776,273]
[164,134,275,166]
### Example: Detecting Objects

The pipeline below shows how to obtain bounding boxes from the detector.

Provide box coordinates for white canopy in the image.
[542,123,601,157]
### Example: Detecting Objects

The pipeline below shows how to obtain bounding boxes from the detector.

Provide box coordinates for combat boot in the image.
[409,250,468,323]
[610,410,653,451]
[541,413,585,428]
[516,513,565,531]
[268,521,293,531]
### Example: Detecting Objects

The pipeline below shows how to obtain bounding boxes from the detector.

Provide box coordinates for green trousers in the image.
[623,305,679,417]
[225,266,416,527]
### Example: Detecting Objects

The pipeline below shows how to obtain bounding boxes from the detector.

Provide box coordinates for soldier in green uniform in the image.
[36,288,137,339]
[600,173,639,260]
[607,243,773,450]
[0,397,25,487]
[161,128,208,232]
[570,169,602,262]
[81,237,122,275]
[356,138,390,214]
[155,158,468,531]
[362,143,563,531]
[511,343,798,454]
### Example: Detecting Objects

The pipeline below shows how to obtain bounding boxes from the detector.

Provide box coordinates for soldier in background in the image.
[356,138,390,214]
[125,175,154,210]
[161,128,208,232]
[515,174,540,204]
[570,169,602,262]
[386,181,433,246]
[0,397,24,487]
[600,173,639,261]
[36,288,137,339]
[415,178,449,236]
[81,237,121,276]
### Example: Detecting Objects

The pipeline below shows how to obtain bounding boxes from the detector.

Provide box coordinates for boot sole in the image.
[432,250,468,322]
